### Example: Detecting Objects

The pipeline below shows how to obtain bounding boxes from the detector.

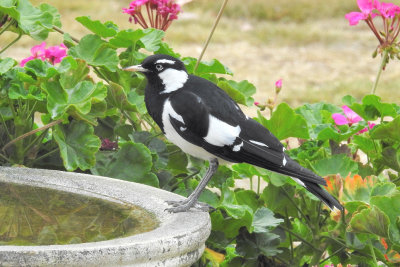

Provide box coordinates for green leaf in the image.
[220,185,253,220]
[59,58,89,89]
[45,80,107,120]
[235,190,259,212]
[310,153,358,177]
[68,34,118,71]
[349,205,390,237]
[370,116,400,142]
[53,121,100,171]
[370,194,400,244]
[236,227,282,258]
[76,16,117,38]
[0,0,61,40]
[138,28,165,51]
[349,94,397,120]
[108,29,147,48]
[257,103,310,140]
[217,79,255,106]
[24,59,58,78]
[316,123,366,143]
[166,144,188,174]
[91,142,158,187]
[0,58,15,74]
[8,84,44,101]
[371,182,397,197]
[106,82,136,112]
[260,184,297,217]
[353,135,379,157]
[252,207,283,233]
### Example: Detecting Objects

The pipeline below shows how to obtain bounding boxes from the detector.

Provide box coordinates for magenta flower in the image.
[20,42,67,67]
[375,1,400,18]
[100,138,118,151]
[123,0,181,31]
[332,105,362,126]
[254,101,260,106]
[20,42,46,67]
[346,0,400,51]
[332,105,375,134]
[345,0,378,26]
[45,44,67,65]
[275,79,282,89]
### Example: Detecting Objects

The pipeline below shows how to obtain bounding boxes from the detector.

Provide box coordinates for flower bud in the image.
[275,79,282,94]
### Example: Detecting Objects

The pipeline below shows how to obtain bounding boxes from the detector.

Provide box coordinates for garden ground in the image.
[3,0,400,111]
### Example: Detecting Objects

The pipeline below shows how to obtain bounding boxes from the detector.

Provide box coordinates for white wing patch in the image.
[159,69,188,94]
[249,140,269,147]
[162,99,215,161]
[204,115,241,147]
[291,177,305,187]
[282,156,287,166]
[233,141,244,152]
[156,59,175,65]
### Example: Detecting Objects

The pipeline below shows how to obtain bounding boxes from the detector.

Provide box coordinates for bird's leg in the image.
[166,158,219,213]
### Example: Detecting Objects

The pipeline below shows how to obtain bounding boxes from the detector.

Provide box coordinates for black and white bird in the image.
[124,54,343,213]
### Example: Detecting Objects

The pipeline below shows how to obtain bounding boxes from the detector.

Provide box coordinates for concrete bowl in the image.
[0,167,211,267]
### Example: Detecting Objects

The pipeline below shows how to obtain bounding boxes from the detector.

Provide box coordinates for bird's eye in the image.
[155,64,163,71]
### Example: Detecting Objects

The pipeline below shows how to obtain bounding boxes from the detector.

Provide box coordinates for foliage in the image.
[1,0,400,266]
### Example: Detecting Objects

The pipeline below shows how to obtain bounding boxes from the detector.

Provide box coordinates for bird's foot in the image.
[165,199,214,213]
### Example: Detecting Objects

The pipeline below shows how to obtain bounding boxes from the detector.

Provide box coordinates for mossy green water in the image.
[0,181,158,246]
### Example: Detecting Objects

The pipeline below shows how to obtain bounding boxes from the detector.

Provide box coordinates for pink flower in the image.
[376,1,400,18]
[332,105,375,134]
[44,44,67,65]
[254,101,260,106]
[345,0,378,25]
[358,121,376,133]
[20,42,46,67]
[275,79,282,89]
[333,105,363,126]
[123,0,181,30]
[21,42,67,67]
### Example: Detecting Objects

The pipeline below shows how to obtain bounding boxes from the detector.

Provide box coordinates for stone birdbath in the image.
[0,166,211,266]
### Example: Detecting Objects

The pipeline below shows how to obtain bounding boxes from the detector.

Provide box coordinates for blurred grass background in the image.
[2,0,400,108]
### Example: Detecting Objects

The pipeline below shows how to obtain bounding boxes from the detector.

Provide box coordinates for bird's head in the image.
[124,54,188,94]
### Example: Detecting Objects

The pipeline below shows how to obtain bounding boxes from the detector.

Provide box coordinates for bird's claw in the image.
[165,200,214,213]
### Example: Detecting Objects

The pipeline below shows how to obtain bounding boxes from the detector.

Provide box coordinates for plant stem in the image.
[0,32,22,54]
[2,119,62,153]
[368,239,378,266]
[285,208,294,262]
[319,247,346,264]
[282,188,311,224]
[30,147,60,165]
[167,170,200,190]
[52,26,79,43]
[194,0,229,73]
[371,49,389,94]
[278,225,322,253]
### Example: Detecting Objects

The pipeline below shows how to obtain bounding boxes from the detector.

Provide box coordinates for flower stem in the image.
[194,0,229,73]
[371,49,389,94]
[368,239,378,266]
[2,119,63,153]
[0,32,22,54]
[52,26,79,43]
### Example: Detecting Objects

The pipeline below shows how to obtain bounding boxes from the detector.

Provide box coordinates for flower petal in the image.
[342,105,362,124]
[332,113,348,125]
[345,12,368,25]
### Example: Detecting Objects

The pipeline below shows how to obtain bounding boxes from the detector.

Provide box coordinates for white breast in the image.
[162,99,215,161]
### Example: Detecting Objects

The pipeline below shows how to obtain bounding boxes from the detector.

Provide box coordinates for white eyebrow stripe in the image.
[156,59,175,64]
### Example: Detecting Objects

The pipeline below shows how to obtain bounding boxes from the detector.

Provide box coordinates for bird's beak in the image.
[123,64,148,72]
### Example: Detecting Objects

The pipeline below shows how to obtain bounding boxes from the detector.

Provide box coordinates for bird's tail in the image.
[301,181,343,211]
[272,157,343,211]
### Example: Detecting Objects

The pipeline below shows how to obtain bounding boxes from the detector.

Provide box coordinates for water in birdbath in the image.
[0,181,159,246]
